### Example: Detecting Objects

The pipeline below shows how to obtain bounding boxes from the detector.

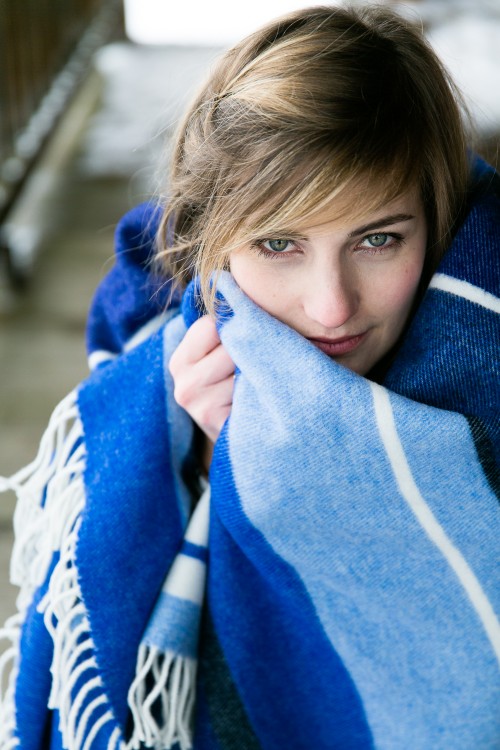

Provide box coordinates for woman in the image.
[0,5,498,750]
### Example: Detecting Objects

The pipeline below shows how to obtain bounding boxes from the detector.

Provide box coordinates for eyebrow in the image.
[258,212,417,243]
[348,213,416,237]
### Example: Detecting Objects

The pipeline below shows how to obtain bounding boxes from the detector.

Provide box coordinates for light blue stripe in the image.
[388,392,499,625]
[216,276,500,750]
[163,313,194,528]
[143,592,201,657]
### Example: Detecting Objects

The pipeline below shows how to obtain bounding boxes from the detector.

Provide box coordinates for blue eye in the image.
[356,232,404,256]
[365,233,388,247]
[263,239,291,252]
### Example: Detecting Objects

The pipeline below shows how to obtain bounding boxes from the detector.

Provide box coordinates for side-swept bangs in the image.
[156,4,471,313]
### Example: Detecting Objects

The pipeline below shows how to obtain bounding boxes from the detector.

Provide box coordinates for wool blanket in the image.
[0,157,499,750]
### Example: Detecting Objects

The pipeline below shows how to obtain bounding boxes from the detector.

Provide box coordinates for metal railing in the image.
[0,0,124,259]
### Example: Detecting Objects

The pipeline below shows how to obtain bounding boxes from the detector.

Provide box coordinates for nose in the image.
[302,263,359,330]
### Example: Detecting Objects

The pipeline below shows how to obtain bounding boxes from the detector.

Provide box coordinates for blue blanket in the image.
[0,158,499,750]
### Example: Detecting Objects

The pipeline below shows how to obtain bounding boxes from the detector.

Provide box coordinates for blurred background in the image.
[1,0,499,623]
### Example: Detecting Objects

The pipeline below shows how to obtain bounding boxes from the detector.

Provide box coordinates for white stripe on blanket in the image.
[371,382,500,665]
[161,484,210,606]
[88,310,177,371]
[163,556,206,606]
[429,273,500,313]
[88,349,118,370]
[123,312,175,352]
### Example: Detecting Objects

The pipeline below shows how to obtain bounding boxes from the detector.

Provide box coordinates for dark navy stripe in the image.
[192,674,223,750]
[466,415,500,502]
[197,607,261,750]
[181,540,208,563]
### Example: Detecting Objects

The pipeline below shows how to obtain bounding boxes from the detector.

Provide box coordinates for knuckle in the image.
[168,350,180,376]
[173,381,193,408]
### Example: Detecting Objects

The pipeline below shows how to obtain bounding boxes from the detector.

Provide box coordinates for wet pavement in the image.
[0,73,133,624]
[0,44,221,628]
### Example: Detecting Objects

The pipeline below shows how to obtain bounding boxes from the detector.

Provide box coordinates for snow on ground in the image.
[411,0,500,134]
[78,44,222,185]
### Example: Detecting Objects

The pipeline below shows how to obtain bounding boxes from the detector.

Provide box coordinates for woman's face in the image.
[229,187,427,375]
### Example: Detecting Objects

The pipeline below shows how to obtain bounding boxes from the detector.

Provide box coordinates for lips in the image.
[308,333,366,356]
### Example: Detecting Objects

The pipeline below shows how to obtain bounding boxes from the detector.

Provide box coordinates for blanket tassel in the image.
[0,612,24,749]
[126,644,197,750]
[0,389,86,748]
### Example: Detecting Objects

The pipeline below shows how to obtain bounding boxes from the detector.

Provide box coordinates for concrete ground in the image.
[0,42,219,631]
[0,71,134,625]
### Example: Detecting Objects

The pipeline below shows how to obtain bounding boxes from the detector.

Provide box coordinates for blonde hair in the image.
[156,4,471,312]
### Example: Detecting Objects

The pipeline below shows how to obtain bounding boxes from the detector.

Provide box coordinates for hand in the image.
[169,315,235,445]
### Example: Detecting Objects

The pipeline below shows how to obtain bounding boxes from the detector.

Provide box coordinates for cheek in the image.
[229,254,264,302]
[377,255,425,322]
[229,254,286,315]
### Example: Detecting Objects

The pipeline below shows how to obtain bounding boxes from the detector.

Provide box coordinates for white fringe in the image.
[0,385,189,750]
[0,612,23,748]
[0,389,125,749]
[0,390,83,748]
[1,390,85,611]
[38,505,125,749]
[126,644,197,750]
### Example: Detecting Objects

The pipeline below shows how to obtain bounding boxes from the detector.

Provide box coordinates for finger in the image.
[191,341,235,385]
[171,342,234,404]
[173,353,234,414]
[176,315,221,365]
[201,403,232,443]
[189,375,235,440]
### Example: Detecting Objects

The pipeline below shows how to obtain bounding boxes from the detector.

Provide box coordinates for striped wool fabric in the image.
[0,157,498,750]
